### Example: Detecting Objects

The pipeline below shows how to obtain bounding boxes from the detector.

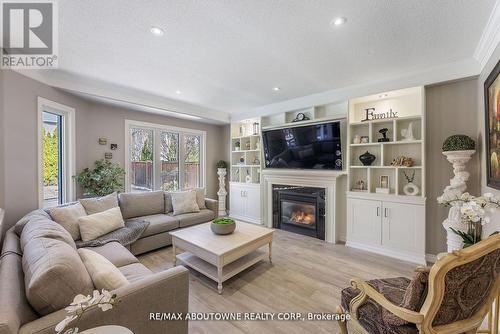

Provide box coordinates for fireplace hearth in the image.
[272,185,326,240]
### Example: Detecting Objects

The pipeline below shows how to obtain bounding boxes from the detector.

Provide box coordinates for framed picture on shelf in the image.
[484,58,500,190]
[376,175,390,194]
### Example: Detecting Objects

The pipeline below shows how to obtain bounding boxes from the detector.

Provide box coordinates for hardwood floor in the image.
[139,228,416,334]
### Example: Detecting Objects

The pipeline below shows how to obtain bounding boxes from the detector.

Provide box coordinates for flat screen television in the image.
[262,121,343,170]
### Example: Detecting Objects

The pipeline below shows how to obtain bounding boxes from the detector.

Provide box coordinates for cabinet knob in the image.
[384,208,388,218]
[376,207,380,216]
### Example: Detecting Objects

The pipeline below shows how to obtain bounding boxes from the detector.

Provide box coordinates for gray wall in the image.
[1,70,229,233]
[425,78,480,255]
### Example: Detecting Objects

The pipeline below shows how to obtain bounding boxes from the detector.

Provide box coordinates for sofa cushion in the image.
[176,209,215,228]
[85,242,139,268]
[49,203,88,240]
[78,248,129,291]
[20,218,76,252]
[78,207,125,241]
[14,209,51,236]
[22,238,94,316]
[128,214,179,238]
[192,188,206,209]
[164,192,173,213]
[0,230,38,334]
[79,192,118,215]
[171,190,200,216]
[119,191,165,219]
[118,263,153,283]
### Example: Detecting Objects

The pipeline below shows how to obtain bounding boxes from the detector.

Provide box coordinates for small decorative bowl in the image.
[211,218,236,235]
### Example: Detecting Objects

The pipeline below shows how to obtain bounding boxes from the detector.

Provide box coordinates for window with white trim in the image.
[126,120,206,192]
[37,97,76,208]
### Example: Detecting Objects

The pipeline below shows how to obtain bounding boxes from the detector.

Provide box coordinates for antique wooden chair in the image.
[336,234,500,334]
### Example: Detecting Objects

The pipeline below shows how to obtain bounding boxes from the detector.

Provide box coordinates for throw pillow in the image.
[78,207,125,242]
[49,203,87,240]
[382,270,429,326]
[171,190,200,216]
[164,192,173,213]
[22,237,94,315]
[78,248,129,290]
[194,188,207,209]
[79,192,118,215]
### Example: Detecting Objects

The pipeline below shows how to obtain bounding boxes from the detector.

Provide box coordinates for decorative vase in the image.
[359,151,376,166]
[440,149,476,252]
[211,221,236,235]
[217,168,227,216]
[403,182,419,196]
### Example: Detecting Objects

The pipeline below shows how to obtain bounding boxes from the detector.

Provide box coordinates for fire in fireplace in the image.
[272,185,325,240]
[290,210,315,225]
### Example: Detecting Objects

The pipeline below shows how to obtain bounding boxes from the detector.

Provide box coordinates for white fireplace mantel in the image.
[261,169,347,243]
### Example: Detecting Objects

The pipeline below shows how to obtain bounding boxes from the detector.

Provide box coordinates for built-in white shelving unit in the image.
[229,118,263,224]
[346,86,426,265]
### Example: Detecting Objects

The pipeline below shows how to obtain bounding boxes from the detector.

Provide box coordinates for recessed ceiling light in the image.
[175,90,182,95]
[379,93,388,98]
[273,87,281,91]
[150,26,164,36]
[331,17,347,27]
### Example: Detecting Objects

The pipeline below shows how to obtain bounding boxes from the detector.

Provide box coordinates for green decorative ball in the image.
[442,135,475,152]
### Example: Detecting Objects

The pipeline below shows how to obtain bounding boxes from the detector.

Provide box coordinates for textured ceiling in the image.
[56,0,495,114]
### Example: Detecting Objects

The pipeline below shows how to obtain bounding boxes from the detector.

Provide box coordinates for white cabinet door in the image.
[381,202,425,254]
[347,198,382,245]
[244,186,261,223]
[229,184,245,218]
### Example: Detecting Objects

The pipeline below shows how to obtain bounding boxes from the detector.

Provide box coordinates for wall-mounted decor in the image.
[484,58,500,190]
[98,138,107,145]
[361,107,398,122]
[110,144,118,150]
[104,152,113,160]
[359,151,376,166]
[378,128,390,142]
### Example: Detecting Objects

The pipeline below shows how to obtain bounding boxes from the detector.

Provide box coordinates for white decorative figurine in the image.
[216,162,228,217]
[400,122,414,141]
[438,135,476,252]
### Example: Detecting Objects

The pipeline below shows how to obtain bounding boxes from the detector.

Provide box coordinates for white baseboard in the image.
[338,234,347,242]
[346,241,426,265]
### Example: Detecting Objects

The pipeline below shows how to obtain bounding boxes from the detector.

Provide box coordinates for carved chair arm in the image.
[349,278,424,325]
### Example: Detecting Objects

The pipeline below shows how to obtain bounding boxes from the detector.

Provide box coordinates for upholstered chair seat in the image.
[341,277,419,334]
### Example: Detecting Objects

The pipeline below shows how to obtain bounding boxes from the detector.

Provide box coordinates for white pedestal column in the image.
[440,150,475,252]
[217,168,227,217]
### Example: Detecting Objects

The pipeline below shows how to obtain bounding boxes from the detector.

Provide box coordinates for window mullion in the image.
[153,129,162,191]
[179,133,186,189]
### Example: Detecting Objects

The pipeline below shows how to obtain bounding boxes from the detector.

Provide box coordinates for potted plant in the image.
[234,141,240,151]
[210,217,236,235]
[438,192,499,248]
[74,159,125,197]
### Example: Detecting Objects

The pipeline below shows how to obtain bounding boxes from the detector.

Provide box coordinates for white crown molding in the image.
[14,70,231,124]
[232,58,481,121]
[474,0,500,71]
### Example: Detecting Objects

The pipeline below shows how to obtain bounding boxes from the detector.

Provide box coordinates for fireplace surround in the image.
[273,186,326,240]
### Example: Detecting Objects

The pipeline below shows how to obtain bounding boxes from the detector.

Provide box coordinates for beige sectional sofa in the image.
[118,190,218,255]
[0,190,219,334]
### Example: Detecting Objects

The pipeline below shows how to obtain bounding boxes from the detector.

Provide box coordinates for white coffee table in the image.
[170,221,274,294]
